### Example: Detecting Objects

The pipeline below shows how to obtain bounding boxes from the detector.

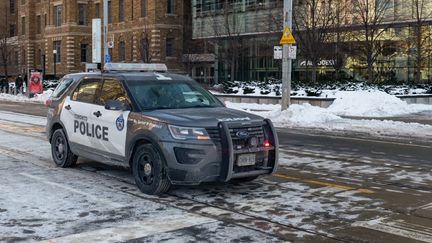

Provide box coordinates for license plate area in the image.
[236,153,256,167]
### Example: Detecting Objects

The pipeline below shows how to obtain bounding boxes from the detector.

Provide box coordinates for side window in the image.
[99,79,129,105]
[71,79,100,103]
[51,77,73,99]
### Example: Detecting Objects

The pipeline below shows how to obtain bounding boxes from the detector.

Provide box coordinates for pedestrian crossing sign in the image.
[280,27,296,45]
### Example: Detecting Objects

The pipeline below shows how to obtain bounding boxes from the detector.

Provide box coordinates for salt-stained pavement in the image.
[0,110,432,242]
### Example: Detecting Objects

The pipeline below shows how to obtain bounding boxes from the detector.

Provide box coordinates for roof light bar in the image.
[104,63,168,72]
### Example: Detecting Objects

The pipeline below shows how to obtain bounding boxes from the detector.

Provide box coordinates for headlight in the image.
[168,125,210,140]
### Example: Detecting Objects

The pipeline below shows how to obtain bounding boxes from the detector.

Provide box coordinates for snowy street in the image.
[0,104,432,242]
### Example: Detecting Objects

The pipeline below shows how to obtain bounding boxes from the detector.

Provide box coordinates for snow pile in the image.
[327,91,432,117]
[0,90,52,104]
[266,104,342,125]
[225,91,432,138]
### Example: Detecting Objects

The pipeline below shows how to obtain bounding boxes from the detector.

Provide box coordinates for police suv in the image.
[46,63,279,195]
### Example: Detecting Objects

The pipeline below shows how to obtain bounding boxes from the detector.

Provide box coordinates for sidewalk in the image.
[344,110,432,126]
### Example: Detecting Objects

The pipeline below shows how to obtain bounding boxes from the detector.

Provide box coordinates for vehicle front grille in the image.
[207,125,265,149]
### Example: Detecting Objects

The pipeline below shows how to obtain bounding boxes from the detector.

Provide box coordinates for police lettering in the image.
[74,120,109,141]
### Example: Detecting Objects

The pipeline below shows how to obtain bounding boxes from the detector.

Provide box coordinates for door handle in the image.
[65,105,71,110]
[93,111,102,117]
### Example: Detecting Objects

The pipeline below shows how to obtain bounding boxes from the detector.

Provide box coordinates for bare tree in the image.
[331,0,349,81]
[208,0,244,82]
[411,0,432,83]
[351,0,393,83]
[293,0,336,82]
[0,6,16,80]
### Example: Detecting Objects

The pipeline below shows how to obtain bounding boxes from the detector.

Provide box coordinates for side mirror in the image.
[105,99,130,111]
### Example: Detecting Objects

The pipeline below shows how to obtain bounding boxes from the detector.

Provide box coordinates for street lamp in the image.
[53,49,57,79]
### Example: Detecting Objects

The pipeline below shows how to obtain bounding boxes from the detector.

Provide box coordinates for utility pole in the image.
[281,0,293,110]
[103,0,109,66]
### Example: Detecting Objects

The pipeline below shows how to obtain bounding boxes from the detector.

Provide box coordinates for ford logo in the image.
[236,130,250,139]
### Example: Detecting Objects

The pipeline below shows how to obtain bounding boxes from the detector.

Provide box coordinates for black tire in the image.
[230,176,259,184]
[51,129,77,168]
[132,144,171,195]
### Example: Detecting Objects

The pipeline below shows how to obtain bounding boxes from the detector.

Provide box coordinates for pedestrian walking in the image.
[15,75,24,95]
[0,77,6,93]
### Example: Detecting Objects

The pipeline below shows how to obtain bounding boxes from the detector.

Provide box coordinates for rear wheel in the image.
[51,129,77,167]
[132,144,171,195]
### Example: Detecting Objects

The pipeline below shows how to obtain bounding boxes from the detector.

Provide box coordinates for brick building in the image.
[3,0,186,77]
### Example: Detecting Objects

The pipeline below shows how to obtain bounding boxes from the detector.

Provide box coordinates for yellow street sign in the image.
[280,27,296,45]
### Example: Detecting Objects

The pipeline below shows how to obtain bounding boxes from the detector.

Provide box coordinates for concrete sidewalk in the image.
[345,110,432,126]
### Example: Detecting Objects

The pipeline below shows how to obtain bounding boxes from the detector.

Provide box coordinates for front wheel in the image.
[132,144,171,195]
[51,129,77,167]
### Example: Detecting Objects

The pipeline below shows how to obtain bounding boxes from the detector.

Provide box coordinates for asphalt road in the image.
[0,100,431,242]
[1,100,429,165]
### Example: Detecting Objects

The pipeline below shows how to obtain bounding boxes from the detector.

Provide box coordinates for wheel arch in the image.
[49,121,67,143]
[127,135,167,169]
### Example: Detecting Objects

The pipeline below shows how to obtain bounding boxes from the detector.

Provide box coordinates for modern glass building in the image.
[191,0,432,84]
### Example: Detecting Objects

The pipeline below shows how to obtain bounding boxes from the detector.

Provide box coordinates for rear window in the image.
[51,78,74,99]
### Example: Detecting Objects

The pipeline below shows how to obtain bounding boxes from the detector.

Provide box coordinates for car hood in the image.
[142,107,265,127]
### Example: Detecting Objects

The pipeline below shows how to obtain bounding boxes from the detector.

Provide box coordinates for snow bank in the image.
[0,90,52,104]
[225,95,432,139]
[327,91,432,117]
[266,104,342,125]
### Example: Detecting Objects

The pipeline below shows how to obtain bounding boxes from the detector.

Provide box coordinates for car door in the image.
[60,78,102,148]
[89,78,131,158]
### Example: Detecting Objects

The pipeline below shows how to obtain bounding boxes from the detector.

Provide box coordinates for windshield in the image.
[126,80,223,110]
[51,77,74,99]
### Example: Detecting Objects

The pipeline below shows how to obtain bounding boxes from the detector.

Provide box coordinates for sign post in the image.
[92,18,102,64]
[103,0,109,67]
[280,0,296,110]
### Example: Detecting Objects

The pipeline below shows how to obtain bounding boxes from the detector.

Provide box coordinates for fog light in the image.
[174,147,205,164]
[263,140,271,148]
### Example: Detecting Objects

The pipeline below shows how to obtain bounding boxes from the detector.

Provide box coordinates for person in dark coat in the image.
[0,77,6,93]
[15,75,24,94]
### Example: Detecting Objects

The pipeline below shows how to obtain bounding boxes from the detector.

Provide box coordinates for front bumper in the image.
[161,119,279,185]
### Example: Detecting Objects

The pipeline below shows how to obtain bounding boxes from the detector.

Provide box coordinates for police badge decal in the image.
[116,115,125,131]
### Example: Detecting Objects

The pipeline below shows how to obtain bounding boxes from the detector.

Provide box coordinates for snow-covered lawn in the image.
[226,91,432,139]
[211,81,432,97]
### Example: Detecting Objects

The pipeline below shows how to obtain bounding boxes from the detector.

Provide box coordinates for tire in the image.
[51,129,78,168]
[132,144,171,195]
[230,176,259,184]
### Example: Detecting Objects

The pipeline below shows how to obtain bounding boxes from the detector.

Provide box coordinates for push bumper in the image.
[162,119,279,185]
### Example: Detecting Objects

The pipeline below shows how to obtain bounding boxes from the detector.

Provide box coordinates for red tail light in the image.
[45,99,52,108]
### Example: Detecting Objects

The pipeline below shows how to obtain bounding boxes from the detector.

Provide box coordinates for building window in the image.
[53,41,61,63]
[108,48,113,60]
[10,0,16,14]
[81,44,88,63]
[21,17,25,35]
[9,24,16,37]
[119,0,124,22]
[141,36,149,62]
[108,1,112,23]
[54,5,62,27]
[119,41,126,61]
[167,0,174,14]
[166,38,174,57]
[78,4,87,25]
[141,0,147,17]
[95,3,100,18]
[44,14,47,26]
[36,15,41,34]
